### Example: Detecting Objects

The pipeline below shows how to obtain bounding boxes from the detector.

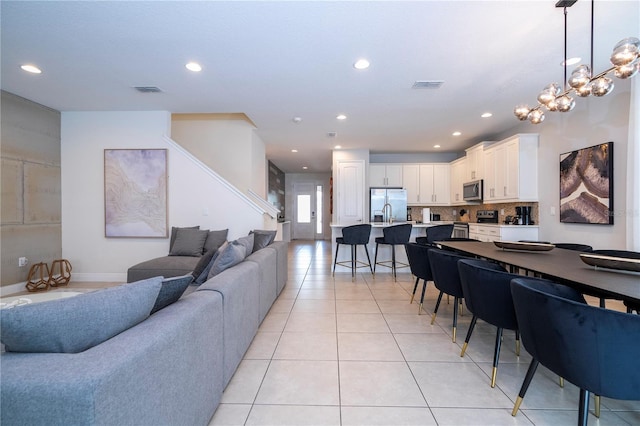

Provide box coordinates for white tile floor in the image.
[209,240,640,426]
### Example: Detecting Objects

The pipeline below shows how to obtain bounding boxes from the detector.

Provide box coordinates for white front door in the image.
[293,183,315,240]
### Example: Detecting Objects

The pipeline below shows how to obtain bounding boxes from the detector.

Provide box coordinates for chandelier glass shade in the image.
[514,1,639,124]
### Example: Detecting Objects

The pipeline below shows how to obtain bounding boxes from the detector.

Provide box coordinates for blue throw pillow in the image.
[207,241,246,280]
[151,273,194,314]
[0,277,162,353]
[193,249,221,284]
[235,233,255,257]
[251,229,277,252]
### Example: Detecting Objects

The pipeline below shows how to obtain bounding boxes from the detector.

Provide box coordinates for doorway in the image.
[292,182,324,240]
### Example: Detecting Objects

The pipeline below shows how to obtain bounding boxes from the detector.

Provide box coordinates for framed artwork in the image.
[559,142,613,225]
[104,149,168,237]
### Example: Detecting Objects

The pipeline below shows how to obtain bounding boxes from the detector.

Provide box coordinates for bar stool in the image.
[332,224,373,280]
[415,224,453,247]
[373,223,412,280]
[404,243,432,314]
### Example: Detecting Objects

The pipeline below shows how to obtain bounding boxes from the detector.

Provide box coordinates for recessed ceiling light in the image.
[292,116,302,124]
[185,62,202,72]
[562,57,581,66]
[302,166,308,170]
[452,131,462,136]
[336,114,347,120]
[353,58,370,70]
[434,145,441,149]
[20,64,41,74]
[334,145,342,149]
[291,149,298,153]
[481,112,493,118]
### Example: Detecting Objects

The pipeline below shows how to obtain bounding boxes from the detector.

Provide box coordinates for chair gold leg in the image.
[516,339,521,357]
[595,395,601,418]
[559,377,564,388]
[460,342,468,357]
[418,302,423,315]
[511,396,523,416]
[452,326,457,343]
[430,312,437,325]
[490,367,498,388]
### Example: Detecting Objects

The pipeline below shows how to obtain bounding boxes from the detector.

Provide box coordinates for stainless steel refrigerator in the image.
[370,188,407,223]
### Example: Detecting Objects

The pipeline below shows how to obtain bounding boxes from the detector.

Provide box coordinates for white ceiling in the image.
[2,1,638,173]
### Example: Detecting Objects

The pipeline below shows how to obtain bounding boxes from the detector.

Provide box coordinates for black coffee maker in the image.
[515,206,533,225]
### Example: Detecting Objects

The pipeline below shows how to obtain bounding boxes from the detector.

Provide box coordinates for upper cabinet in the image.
[402,164,420,204]
[449,157,466,205]
[464,142,493,182]
[370,164,403,187]
[483,134,539,203]
[419,164,450,205]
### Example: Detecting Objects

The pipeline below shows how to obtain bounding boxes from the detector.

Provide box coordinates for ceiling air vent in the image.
[134,86,163,93]
[412,80,444,89]
[327,132,337,138]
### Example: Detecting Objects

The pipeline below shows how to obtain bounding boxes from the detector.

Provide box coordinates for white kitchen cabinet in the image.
[449,157,466,205]
[336,160,365,224]
[370,164,403,187]
[469,224,538,243]
[419,164,450,205]
[402,164,420,204]
[483,134,538,202]
[465,142,492,182]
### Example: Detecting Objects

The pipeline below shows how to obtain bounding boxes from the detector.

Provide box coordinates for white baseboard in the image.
[0,273,127,297]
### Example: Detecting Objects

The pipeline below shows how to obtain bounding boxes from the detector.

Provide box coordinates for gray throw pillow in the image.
[235,233,255,258]
[193,249,221,284]
[151,273,194,314]
[203,229,229,254]
[170,226,199,252]
[207,241,246,279]
[0,277,162,353]
[169,228,209,256]
[251,229,277,252]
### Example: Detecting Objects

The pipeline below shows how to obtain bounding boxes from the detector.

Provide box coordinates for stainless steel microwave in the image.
[463,180,483,202]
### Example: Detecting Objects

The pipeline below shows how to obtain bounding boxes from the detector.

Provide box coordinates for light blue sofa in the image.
[0,241,288,425]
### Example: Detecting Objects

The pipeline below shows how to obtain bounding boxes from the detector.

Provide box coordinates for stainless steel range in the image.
[476,210,499,223]
[452,222,469,238]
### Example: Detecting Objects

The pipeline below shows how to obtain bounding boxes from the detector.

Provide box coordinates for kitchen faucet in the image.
[382,203,393,224]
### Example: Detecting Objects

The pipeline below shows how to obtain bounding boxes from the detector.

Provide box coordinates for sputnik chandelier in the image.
[514,0,640,124]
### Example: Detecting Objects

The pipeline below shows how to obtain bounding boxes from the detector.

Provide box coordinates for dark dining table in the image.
[437,240,640,304]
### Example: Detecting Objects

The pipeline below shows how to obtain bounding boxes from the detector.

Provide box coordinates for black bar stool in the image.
[373,223,412,280]
[415,224,453,247]
[332,224,373,280]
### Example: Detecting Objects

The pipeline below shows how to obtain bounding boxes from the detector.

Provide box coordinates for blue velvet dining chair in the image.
[404,243,432,314]
[510,277,640,426]
[428,248,469,342]
[415,224,453,246]
[457,258,521,388]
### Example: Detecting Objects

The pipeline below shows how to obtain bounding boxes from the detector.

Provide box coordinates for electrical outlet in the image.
[18,257,28,267]
[501,209,505,215]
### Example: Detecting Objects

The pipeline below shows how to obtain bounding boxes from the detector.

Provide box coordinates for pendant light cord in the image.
[564,6,568,91]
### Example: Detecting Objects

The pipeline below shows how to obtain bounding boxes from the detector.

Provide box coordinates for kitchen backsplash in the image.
[408,202,539,224]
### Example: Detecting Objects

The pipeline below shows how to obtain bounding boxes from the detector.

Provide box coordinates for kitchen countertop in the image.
[468,223,539,228]
[330,221,453,228]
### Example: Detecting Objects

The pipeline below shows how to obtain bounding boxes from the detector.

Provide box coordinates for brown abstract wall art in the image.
[559,142,613,225]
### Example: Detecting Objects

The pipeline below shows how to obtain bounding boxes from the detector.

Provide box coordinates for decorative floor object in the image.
[49,259,72,287]
[25,262,50,292]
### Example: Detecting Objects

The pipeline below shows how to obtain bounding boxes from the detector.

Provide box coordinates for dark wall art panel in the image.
[559,142,613,225]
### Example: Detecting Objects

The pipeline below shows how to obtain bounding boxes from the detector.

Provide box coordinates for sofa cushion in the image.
[151,274,194,314]
[169,228,209,256]
[203,229,229,254]
[192,247,220,282]
[207,241,246,280]
[193,250,221,285]
[127,255,200,282]
[250,229,277,253]
[170,225,199,252]
[235,233,255,258]
[0,277,162,353]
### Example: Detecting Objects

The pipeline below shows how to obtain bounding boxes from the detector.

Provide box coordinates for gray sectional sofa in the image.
[0,240,288,425]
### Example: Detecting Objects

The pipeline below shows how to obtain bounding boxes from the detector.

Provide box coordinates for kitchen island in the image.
[330,221,453,274]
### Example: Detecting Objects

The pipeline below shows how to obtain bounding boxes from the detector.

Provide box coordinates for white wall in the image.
[171,116,266,196]
[62,111,265,282]
[496,78,635,250]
